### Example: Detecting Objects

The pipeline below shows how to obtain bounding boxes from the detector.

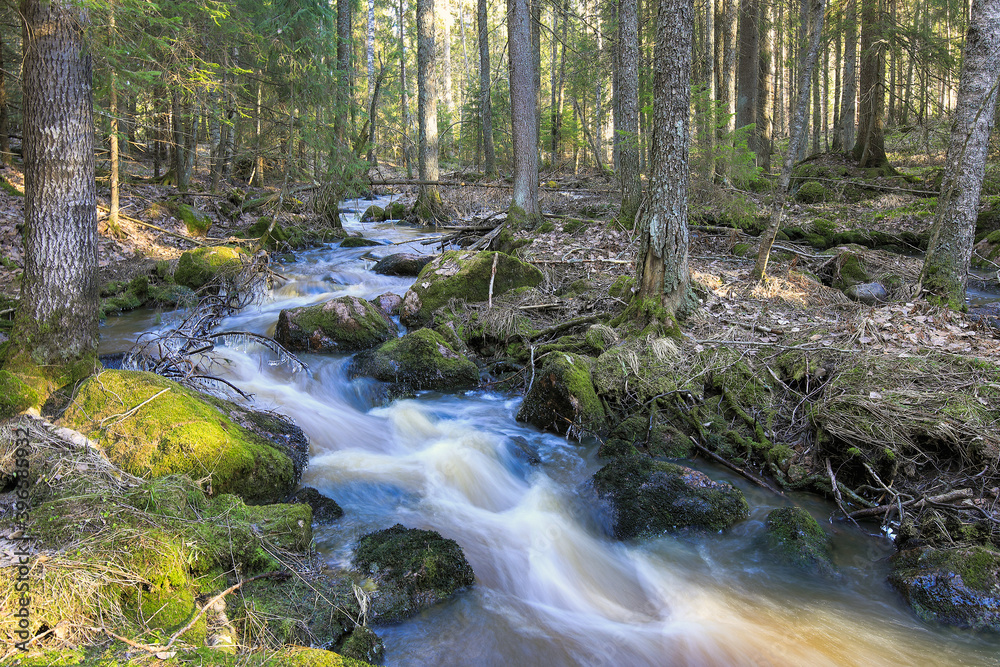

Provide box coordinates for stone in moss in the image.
[276,296,397,353]
[795,181,829,204]
[608,275,636,302]
[361,204,386,222]
[592,456,750,539]
[341,236,382,248]
[174,246,246,291]
[338,626,385,664]
[764,507,835,575]
[59,370,299,504]
[148,283,198,308]
[244,502,313,551]
[400,250,544,326]
[372,252,434,276]
[352,523,475,622]
[290,486,345,522]
[175,202,213,237]
[350,328,479,391]
[889,545,1000,631]
[516,352,606,437]
[264,646,376,667]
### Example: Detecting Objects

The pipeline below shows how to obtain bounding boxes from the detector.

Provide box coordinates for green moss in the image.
[361,204,386,222]
[608,275,636,301]
[0,368,39,418]
[516,352,607,436]
[0,175,23,196]
[175,203,212,237]
[536,220,555,233]
[340,236,381,248]
[385,201,408,220]
[276,296,396,353]
[350,328,479,390]
[507,203,541,230]
[732,242,753,257]
[401,251,544,326]
[562,218,588,233]
[337,626,385,664]
[263,647,376,667]
[794,181,829,204]
[59,370,296,504]
[764,507,834,573]
[174,246,245,291]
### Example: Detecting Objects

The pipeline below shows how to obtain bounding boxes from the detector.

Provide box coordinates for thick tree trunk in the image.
[736,0,760,158]
[756,3,771,172]
[108,1,119,229]
[478,0,496,176]
[400,0,414,178]
[853,0,889,168]
[508,0,540,225]
[717,0,737,179]
[0,29,9,164]
[704,0,716,162]
[441,0,455,120]
[834,0,857,151]
[636,0,694,319]
[920,0,1000,308]
[12,0,98,375]
[617,0,641,227]
[416,0,444,221]
[336,0,351,146]
[752,0,827,281]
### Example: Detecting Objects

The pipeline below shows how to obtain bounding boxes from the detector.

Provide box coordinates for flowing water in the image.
[104,199,1000,666]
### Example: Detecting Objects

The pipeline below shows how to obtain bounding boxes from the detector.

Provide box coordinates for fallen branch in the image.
[97,205,209,247]
[529,314,600,341]
[692,437,785,496]
[845,488,974,520]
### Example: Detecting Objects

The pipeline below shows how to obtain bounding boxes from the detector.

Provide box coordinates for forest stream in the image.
[97,199,1000,666]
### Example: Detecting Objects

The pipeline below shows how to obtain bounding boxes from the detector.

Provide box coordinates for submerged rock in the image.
[289,486,344,522]
[517,352,606,437]
[59,369,299,504]
[372,252,434,277]
[341,236,382,248]
[592,457,749,539]
[352,524,475,622]
[350,328,479,391]
[276,296,396,353]
[764,507,835,575]
[400,250,544,326]
[889,545,1000,631]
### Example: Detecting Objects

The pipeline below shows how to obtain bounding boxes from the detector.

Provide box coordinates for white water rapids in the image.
[103,199,1000,666]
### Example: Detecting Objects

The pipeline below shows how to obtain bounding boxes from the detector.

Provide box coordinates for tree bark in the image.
[636,0,694,319]
[400,0,414,178]
[478,0,496,176]
[11,0,98,375]
[752,0,827,281]
[508,0,540,224]
[736,0,760,158]
[852,0,889,168]
[417,0,444,221]
[834,0,857,151]
[617,0,641,227]
[756,2,771,172]
[108,0,119,229]
[336,0,351,146]
[0,28,9,164]
[920,0,1000,308]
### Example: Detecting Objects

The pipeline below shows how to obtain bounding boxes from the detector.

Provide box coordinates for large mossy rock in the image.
[275,296,396,353]
[352,524,475,622]
[290,486,345,522]
[516,352,606,437]
[592,457,749,539]
[889,545,1000,631]
[350,328,479,391]
[372,252,435,276]
[174,246,245,291]
[764,507,835,575]
[361,204,386,222]
[59,370,299,504]
[400,250,544,326]
[264,646,377,667]
[175,202,213,236]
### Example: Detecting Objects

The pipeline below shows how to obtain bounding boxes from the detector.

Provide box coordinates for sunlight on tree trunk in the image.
[508,0,540,227]
[416,0,444,222]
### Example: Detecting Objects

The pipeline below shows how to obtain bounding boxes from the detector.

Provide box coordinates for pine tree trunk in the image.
[853,0,889,168]
[477,0,496,176]
[704,0,716,163]
[13,0,98,372]
[618,0,641,226]
[509,0,540,224]
[736,0,760,157]
[756,3,772,172]
[336,0,351,146]
[920,0,1000,308]
[400,0,414,178]
[0,28,9,164]
[108,1,119,228]
[835,0,857,150]
[636,0,694,318]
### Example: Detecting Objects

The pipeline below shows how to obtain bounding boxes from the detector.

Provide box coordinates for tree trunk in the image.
[636,0,694,319]
[508,0,540,225]
[919,0,1000,308]
[253,79,263,187]
[0,28,9,164]
[477,0,496,176]
[336,0,351,146]
[416,0,443,221]
[717,0,737,179]
[108,0,119,229]
[704,0,716,164]
[11,0,98,376]
[853,0,889,168]
[834,0,857,151]
[400,0,414,178]
[441,0,455,121]
[756,3,772,172]
[617,0,641,227]
[736,0,760,158]
[752,0,827,281]
[550,3,561,167]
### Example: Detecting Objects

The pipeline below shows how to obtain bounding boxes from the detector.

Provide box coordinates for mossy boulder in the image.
[361,204,386,222]
[290,486,345,522]
[175,202,213,237]
[516,352,606,437]
[59,370,300,504]
[592,457,750,539]
[372,252,435,277]
[175,246,246,291]
[352,524,475,622]
[889,545,1000,631]
[337,626,385,664]
[275,296,396,353]
[350,328,479,391]
[371,292,403,317]
[795,181,830,204]
[264,646,377,667]
[384,201,409,220]
[400,250,544,326]
[764,507,835,575]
